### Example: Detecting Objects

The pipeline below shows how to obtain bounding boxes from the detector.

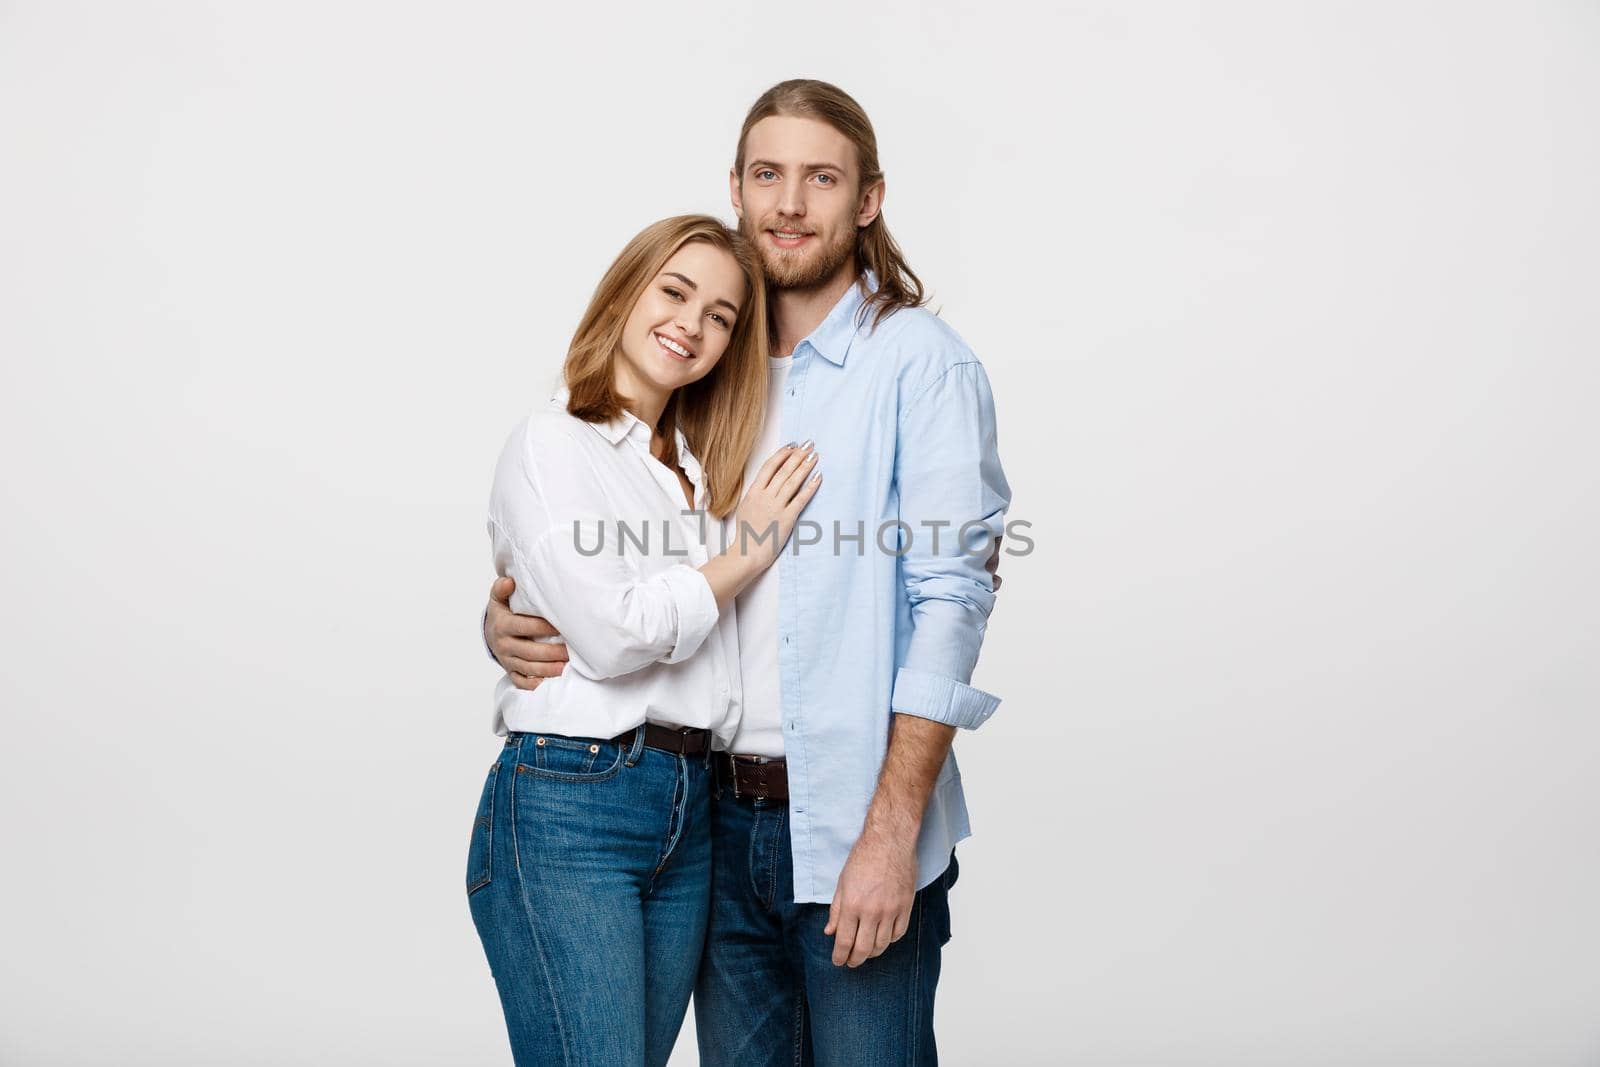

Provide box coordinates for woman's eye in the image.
[663,287,683,300]
[709,313,729,327]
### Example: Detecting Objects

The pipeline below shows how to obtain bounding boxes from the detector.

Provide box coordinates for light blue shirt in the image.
[768,270,1010,904]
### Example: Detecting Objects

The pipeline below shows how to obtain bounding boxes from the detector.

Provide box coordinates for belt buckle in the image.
[730,753,741,799]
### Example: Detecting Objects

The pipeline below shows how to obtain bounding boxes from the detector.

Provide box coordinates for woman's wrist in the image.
[721,544,766,586]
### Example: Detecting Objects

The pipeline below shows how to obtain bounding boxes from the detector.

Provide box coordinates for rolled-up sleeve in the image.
[890,360,1011,730]
[487,419,720,682]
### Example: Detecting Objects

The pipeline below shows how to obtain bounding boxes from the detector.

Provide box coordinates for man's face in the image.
[730,115,882,291]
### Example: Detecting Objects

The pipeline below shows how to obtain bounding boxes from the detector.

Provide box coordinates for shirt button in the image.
[784,635,791,645]
[788,389,796,397]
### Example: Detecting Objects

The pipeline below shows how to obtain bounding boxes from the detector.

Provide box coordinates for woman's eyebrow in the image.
[664,271,739,315]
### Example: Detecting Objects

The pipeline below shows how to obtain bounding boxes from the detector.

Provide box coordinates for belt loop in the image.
[624,724,647,767]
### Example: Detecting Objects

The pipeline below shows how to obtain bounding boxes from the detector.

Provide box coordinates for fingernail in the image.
[800,439,814,450]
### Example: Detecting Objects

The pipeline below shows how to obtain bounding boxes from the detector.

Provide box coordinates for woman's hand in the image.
[729,442,822,573]
[697,443,821,612]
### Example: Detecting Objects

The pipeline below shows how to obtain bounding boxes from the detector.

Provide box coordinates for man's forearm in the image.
[861,713,957,846]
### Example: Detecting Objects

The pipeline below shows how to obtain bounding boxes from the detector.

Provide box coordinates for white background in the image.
[3,2,1598,1064]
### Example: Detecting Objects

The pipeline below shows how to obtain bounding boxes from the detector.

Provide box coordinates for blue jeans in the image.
[694,789,956,1067]
[466,727,712,1067]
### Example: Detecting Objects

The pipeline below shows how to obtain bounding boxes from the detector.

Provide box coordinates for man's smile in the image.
[767,228,813,250]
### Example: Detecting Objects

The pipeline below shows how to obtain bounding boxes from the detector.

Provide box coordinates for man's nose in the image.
[777,181,806,218]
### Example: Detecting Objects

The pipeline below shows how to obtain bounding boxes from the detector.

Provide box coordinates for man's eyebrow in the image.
[664,271,739,316]
[747,158,846,173]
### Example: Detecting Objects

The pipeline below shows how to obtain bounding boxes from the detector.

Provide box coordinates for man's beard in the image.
[741,216,857,291]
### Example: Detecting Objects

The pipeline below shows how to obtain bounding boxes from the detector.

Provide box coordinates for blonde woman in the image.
[465,215,820,1066]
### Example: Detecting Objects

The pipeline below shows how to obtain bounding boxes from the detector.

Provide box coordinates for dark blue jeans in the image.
[694,789,956,1067]
[466,727,712,1067]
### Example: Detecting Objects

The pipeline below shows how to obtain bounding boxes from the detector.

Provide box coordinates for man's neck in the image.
[771,262,862,358]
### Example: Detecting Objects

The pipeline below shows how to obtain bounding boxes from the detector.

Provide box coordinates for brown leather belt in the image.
[714,752,789,801]
[609,723,713,757]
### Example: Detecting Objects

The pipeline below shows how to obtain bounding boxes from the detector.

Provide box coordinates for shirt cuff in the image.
[659,564,719,664]
[891,666,1000,730]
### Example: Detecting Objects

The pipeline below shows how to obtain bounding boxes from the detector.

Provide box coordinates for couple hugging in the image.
[467,78,1012,1067]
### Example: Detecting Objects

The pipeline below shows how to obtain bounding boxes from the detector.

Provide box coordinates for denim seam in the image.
[747,804,768,911]
[466,759,500,895]
[508,738,575,1066]
[790,985,805,1067]
[907,891,926,1065]
[647,754,687,896]
[766,808,782,911]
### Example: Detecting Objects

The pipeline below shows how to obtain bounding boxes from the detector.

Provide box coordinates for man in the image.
[484,79,1010,1065]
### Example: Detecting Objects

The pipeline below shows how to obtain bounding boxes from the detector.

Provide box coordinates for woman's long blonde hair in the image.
[563,215,769,518]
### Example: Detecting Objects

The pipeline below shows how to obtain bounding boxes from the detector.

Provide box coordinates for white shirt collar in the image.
[549,382,706,504]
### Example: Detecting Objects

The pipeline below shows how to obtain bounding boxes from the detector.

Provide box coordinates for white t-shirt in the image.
[721,354,792,758]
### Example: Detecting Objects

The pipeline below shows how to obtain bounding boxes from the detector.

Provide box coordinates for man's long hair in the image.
[733,79,928,331]
[563,215,769,518]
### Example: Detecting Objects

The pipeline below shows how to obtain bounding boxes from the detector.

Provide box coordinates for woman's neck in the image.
[612,370,669,438]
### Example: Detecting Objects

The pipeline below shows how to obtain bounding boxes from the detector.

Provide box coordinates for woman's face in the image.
[616,241,749,403]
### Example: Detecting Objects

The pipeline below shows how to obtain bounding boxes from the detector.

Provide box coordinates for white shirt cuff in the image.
[659,564,719,664]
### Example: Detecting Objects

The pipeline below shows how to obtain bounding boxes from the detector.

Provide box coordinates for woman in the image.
[465,214,819,1066]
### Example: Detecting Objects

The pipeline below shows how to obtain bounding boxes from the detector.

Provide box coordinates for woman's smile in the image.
[653,330,696,362]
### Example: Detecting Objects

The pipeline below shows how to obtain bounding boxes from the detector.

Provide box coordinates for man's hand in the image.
[824,829,918,968]
[824,713,955,967]
[484,576,567,690]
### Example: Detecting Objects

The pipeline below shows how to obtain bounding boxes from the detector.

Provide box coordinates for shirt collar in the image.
[550,381,641,445]
[549,382,707,501]
[798,269,876,366]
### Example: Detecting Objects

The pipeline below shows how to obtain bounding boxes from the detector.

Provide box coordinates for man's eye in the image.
[757,169,776,180]
[815,173,834,185]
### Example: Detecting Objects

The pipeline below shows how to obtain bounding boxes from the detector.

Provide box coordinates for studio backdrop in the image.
[2,2,1597,1064]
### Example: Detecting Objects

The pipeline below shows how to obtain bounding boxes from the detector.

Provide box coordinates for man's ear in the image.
[729,168,743,219]
[856,177,885,229]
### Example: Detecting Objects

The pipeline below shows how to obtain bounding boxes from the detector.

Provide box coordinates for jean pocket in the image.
[465,760,501,895]
[519,733,625,782]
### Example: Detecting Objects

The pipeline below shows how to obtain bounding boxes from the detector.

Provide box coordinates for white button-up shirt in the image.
[487,383,740,745]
